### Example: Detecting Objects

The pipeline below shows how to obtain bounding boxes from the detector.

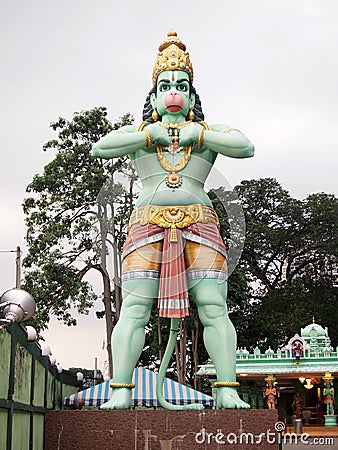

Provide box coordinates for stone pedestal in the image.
[45,409,278,449]
[324,414,337,426]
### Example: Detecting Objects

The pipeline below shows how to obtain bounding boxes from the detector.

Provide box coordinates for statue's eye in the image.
[177,84,187,91]
[160,84,170,91]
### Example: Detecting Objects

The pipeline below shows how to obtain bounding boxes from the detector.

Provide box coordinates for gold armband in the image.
[214,381,240,388]
[197,127,204,148]
[223,127,240,134]
[110,382,135,389]
[198,121,212,131]
[144,128,152,148]
[135,121,150,132]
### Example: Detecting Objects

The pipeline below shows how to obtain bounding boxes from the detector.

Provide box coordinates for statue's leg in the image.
[189,278,250,409]
[100,278,158,410]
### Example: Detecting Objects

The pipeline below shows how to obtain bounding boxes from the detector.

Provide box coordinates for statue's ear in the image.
[150,92,156,108]
[189,92,196,110]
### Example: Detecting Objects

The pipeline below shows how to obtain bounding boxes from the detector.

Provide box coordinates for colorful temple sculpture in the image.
[92,30,254,410]
[197,319,337,426]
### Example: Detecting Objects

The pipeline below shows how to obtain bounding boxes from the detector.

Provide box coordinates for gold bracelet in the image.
[110,382,135,389]
[197,127,204,148]
[144,128,152,148]
[214,381,240,388]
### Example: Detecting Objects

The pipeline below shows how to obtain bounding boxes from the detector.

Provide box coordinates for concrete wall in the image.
[0,324,79,450]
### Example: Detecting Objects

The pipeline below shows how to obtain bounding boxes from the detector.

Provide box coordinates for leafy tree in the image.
[236,180,336,287]
[22,107,136,377]
[220,178,338,349]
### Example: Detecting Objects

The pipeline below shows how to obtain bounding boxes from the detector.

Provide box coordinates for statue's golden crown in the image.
[152,30,194,85]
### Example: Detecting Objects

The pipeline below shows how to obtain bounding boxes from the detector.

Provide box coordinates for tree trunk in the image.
[109,199,122,320]
[157,316,163,362]
[97,202,114,378]
[180,319,187,384]
[102,270,114,378]
[175,319,187,385]
[191,319,200,391]
[175,342,182,384]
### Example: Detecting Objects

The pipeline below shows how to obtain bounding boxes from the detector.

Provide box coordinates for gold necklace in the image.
[156,144,193,188]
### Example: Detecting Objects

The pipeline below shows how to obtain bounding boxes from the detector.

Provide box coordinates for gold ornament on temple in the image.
[152,30,194,85]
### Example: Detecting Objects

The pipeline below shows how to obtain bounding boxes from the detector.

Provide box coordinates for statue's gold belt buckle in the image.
[149,207,196,242]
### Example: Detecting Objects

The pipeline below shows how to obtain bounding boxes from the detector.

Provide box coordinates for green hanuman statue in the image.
[92,30,254,410]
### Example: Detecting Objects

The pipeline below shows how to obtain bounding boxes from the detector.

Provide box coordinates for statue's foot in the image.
[216,387,250,409]
[100,388,132,410]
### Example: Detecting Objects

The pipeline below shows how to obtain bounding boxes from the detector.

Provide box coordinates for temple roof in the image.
[197,318,338,378]
[301,319,328,338]
[196,358,338,377]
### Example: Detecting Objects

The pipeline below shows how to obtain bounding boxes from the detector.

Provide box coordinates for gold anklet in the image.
[110,382,135,389]
[214,381,240,388]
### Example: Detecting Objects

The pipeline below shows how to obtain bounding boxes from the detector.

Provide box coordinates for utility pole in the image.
[16,246,21,288]
[0,247,22,288]
[94,357,98,386]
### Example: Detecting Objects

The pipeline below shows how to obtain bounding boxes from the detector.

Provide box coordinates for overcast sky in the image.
[1,0,337,371]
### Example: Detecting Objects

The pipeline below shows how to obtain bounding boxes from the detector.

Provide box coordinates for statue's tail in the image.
[156,318,204,410]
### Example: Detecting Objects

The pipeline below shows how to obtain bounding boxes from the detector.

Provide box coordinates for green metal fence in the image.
[0,323,78,450]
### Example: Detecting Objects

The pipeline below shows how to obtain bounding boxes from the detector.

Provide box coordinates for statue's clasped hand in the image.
[147,123,171,147]
[146,122,204,150]
[178,122,203,147]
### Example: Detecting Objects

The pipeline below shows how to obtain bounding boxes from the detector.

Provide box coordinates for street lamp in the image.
[0,288,36,327]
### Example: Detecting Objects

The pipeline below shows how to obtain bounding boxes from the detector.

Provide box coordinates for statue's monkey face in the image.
[151,70,195,119]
